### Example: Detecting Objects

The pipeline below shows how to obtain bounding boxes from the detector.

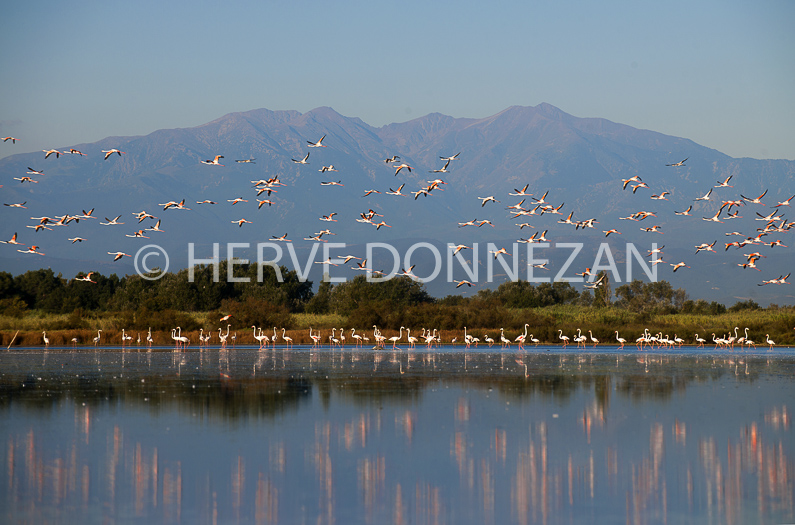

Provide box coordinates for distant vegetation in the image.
[1,265,793,346]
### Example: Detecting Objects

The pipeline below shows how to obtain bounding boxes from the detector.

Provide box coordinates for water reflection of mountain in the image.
[0,350,788,421]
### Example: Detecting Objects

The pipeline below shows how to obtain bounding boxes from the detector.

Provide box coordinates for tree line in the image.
[0,263,772,331]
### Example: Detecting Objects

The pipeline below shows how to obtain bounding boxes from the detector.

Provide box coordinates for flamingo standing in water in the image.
[500,328,511,349]
[146,327,153,348]
[388,327,404,349]
[614,331,626,349]
[175,327,189,349]
[121,329,133,347]
[93,330,102,347]
[765,334,775,350]
[351,328,363,347]
[515,324,529,350]
[218,325,230,348]
[588,330,599,347]
[309,327,321,348]
[253,326,266,349]
[329,328,340,347]
[42,331,49,347]
[281,328,293,349]
[406,328,418,349]
[558,330,570,348]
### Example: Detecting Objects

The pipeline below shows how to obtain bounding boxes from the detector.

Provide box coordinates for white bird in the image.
[42,331,49,347]
[146,220,165,233]
[694,189,713,202]
[102,149,125,160]
[666,157,688,167]
[439,152,460,161]
[281,328,293,348]
[43,149,60,159]
[393,163,412,175]
[307,135,327,148]
[388,327,405,349]
[509,184,532,196]
[0,232,24,245]
[201,155,224,166]
[292,152,310,164]
[558,330,569,348]
[17,246,45,255]
[100,215,124,225]
[741,189,768,205]
[108,251,131,261]
[430,160,451,173]
[489,247,510,259]
[478,196,500,207]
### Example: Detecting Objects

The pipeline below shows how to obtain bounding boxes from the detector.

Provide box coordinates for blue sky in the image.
[1,0,793,160]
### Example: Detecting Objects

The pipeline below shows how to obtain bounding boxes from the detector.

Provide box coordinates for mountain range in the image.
[0,103,793,305]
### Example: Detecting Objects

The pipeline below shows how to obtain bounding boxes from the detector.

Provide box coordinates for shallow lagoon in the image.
[1,345,793,524]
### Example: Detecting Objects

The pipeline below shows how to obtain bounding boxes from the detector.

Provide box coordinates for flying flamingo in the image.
[307,135,327,147]
[292,152,310,164]
[0,232,24,245]
[102,149,125,159]
[393,163,412,175]
[201,155,224,165]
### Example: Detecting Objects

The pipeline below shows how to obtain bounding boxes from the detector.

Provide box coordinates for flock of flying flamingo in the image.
[2,127,792,349]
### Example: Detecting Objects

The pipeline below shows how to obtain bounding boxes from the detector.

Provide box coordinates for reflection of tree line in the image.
[0,353,779,419]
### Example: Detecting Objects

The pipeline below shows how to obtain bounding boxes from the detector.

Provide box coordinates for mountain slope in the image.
[1,104,792,305]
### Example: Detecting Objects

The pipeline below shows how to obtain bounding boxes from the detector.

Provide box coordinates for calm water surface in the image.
[1,345,793,524]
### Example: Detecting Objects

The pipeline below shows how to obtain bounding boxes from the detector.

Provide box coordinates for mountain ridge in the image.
[1,103,792,305]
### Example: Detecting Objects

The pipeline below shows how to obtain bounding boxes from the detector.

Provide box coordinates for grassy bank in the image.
[1,306,793,348]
